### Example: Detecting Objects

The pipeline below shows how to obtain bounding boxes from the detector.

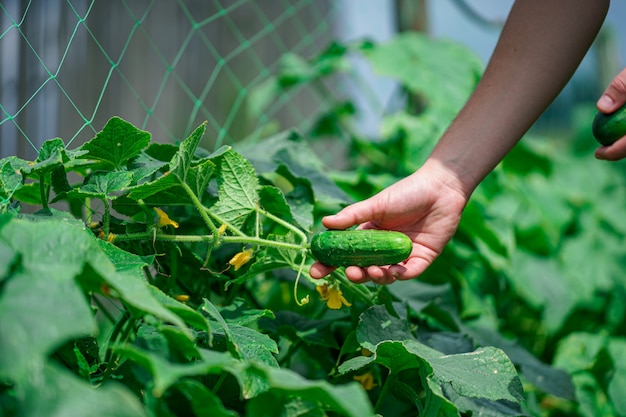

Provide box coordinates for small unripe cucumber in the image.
[592,103,626,146]
[310,230,412,267]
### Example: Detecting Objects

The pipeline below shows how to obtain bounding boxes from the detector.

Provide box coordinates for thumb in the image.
[598,68,626,113]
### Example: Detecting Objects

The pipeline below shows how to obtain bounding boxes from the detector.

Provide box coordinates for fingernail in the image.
[598,94,615,108]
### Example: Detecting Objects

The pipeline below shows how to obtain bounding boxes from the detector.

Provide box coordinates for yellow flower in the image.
[154,207,179,228]
[229,248,254,271]
[217,223,227,236]
[353,373,377,390]
[174,294,190,302]
[316,283,351,310]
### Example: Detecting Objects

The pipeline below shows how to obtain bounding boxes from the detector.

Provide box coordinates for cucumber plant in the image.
[0,115,526,417]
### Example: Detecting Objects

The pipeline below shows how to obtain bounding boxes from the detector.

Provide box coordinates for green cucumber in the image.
[310,230,412,267]
[592,103,626,146]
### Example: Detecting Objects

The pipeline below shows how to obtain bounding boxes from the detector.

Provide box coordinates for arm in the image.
[430,0,609,197]
[310,0,609,284]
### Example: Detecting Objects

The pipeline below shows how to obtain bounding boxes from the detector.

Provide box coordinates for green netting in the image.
[0,0,339,159]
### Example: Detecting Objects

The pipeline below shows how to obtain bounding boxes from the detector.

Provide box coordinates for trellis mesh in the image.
[0,0,342,160]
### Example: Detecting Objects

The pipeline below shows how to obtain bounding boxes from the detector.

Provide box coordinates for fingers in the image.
[595,137,626,161]
[595,68,626,161]
[309,262,335,279]
[597,67,626,113]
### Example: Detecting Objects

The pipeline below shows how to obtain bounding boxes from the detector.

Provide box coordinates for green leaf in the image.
[0,217,98,380]
[26,138,76,177]
[275,44,349,87]
[174,379,238,417]
[508,250,572,332]
[246,365,374,417]
[237,130,350,207]
[80,116,151,169]
[0,157,25,201]
[342,340,524,404]
[464,319,575,401]
[441,385,525,417]
[16,363,147,417]
[210,149,259,228]
[258,185,298,229]
[356,305,413,352]
[203,299,278,366]
[128,151,168,184]
[114,345,236,397]
[187,158,215,198]
[222,324,279,367]
[218,298,275,327]
[170,121,208,183]
[364,32,482,116]
[607,338,626,415]
[126,172,180,201]
[147,286,210,332]
[259,310,340,349]
[126,123,213,202]
[94,240,192,336]
[66,171,134,199]
[345,305,524,404]
[201,298,241,358]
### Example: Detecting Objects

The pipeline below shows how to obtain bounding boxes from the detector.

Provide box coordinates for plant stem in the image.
[374,370,396,413]
[178,180,218,237]
[178,179,221,266]
[114,231,305,252]
[332,270,374,306]
[202,207,247,237]
[102,197,111,236]
[39,175,49,209]
[257,206,308,245]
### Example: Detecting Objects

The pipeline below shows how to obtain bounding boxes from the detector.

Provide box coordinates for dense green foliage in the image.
[2,31,626,417]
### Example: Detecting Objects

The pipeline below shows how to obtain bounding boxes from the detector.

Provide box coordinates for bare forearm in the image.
[429,0,609,197]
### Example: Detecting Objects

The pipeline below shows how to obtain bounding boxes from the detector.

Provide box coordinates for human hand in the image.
[309,160,469,285]
[595,68,626,161]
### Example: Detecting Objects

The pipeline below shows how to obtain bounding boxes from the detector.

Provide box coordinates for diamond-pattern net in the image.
[0,0,338,159]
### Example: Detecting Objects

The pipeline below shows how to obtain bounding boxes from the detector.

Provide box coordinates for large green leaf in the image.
[16,363,147,417]
[342,305,524,405]
[80,116,151,169]
[94,240,193,335]
[0,217,98,380]
[237,130,350,208]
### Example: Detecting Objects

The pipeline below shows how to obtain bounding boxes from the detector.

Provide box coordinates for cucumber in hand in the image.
[592,103,626,146]
[310,229,412,267]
